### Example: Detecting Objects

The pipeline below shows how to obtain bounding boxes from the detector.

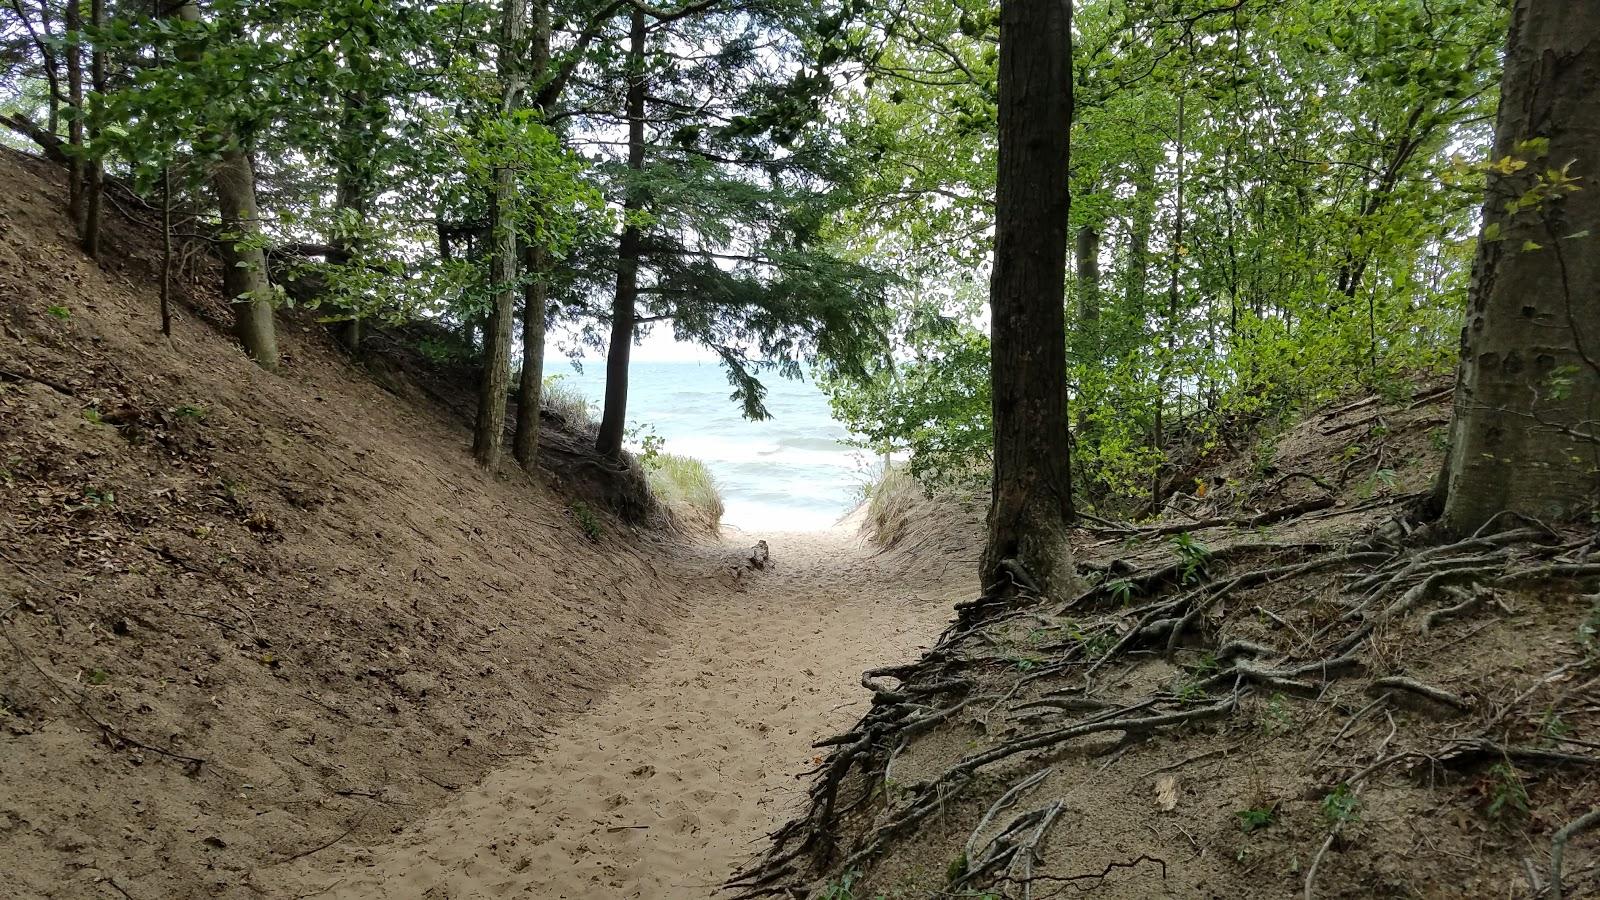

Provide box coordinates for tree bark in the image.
[1073,221,1100,438]
[472,0,528,470]
[329,86,374,355]
[160,164,172,336]
[1125,164,1154,316]
[169,0,276,368]
[11,0,61,135]
[65,0,84,231]
[595,6,648,460]
[1074,223,1100,350]
[981,0,1076,597]
[1439,0,1600,531]
[512,0,553,469]
[81,0,106,257]
[514,243,549,466]
[1152,92,1185,508]
[214,147,279,369]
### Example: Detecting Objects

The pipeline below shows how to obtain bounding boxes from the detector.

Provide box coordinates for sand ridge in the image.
[271,524,975,898]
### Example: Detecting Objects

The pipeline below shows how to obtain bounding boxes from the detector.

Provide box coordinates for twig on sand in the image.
[1548,807,1600,900]
[1305,716,1397,899]
[0,604,206,771]
[1367,676,1472,712]
[965,768,1053,865]
[278,807,371,864]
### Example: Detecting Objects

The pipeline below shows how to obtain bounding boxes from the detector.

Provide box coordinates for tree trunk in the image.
[1152,91,1186,508]
[214,147,279,369]
[329,85,374,355]
[514,243,549,467]
[595,6,647,460]
[1073,221,1100,438]
[981,0,1076,597]
[160,165,172,336]
[81,0,106,257]
[170,0,275,368]
[12,0,62,135]
[1075,220,1100,350]
[472,0,528,470]
[1125,165,1153,316]
[512,0,552,469]
[65,0,84,232]
[1439,0,1600,531]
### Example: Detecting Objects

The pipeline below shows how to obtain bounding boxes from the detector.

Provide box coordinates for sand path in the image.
[276,524,971,899]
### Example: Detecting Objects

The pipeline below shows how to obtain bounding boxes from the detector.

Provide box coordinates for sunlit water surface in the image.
[556,361,873,531]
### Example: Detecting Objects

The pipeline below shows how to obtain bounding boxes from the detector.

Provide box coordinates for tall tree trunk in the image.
[1074,223,1100,342]
[160,164,172,336]
[11,0,62,134]
[513,244,549,466]
[171,0,276,368]
[1438,0,1600,532]
[65,0,83,231]
[472,0,528,469]
[1125,164,1154,316]
[80,0,105,257]
[981,0,1075,597]
[1152,91,1185,508]
[1073,221,1100,438]
[512,0,553,468]
[595,6,647,460]
[215,148,279,369]
[329,86,374,354]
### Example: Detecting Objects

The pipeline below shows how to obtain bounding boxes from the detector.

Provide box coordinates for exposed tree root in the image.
[1084,497,1336,537]
[730,509,1600,898]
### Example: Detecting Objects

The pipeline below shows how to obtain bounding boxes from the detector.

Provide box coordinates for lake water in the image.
[553,361,874,531]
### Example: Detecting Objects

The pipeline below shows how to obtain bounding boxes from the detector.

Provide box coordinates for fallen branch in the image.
[1264,470,1338,496]
[1119,497,1337,537]
[1322,394,1380,420]
[2,112,71,164]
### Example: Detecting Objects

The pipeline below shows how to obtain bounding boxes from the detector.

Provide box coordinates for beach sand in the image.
[272,522,975,898]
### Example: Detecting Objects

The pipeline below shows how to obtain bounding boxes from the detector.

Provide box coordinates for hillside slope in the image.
[738,385,1600,900]
[0,150,708,898]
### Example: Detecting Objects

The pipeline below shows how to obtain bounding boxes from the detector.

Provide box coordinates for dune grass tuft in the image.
[541,375,598,435]
[863,465,921,548]
[645,452,724,527]
[858,463,987,554]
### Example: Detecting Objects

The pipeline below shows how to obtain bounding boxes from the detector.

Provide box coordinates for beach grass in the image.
[645,452,724,527]
[542,375,598,435]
